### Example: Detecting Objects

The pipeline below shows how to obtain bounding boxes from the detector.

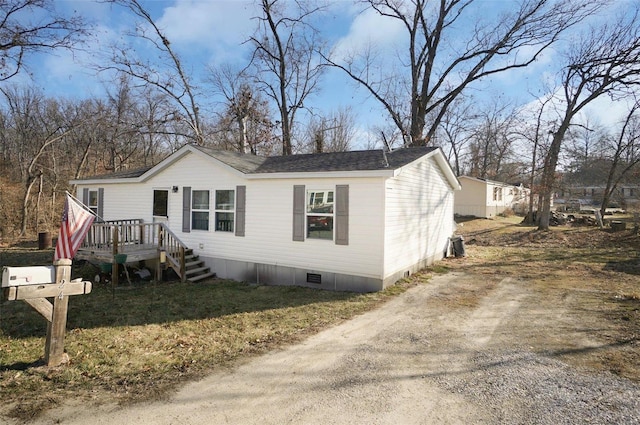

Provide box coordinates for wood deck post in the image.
[112,226,119,288]
[156,225,164,282]
[44,259,72,366]
[139,223,145,245]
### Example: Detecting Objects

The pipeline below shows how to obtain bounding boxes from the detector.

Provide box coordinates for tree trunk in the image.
[538,121,571,230]
[20,172,41,236]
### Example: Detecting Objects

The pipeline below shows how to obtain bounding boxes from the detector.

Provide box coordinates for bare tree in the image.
[325,0,599,145]
[465,100,519,180]
[600,102,640,216]
[208,64,276,154]
[304,107,356,153]
[512,95,555,224]
[562,115,610,185]
[437,96,478,176]
[249,0,325,155]
[103,0,204,145]
[0,86,76,235]
[99,77,144,172]
[134,86,177,166]
[537,8,640,230]
[0,0,86,81]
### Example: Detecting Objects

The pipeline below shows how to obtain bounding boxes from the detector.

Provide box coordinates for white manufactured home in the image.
[454,176,530,218]
[72,145,460,292]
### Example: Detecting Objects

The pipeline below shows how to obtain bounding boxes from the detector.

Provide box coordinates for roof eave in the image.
[69,177,142,185]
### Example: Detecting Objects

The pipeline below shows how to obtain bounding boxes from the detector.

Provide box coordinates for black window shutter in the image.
[182,187,191,233]
[335,185,349,245]
[82,188,89,205]
[293,185,305,241]
[235,185,246,237]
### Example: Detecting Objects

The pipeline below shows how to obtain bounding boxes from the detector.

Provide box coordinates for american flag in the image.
[54,193,96,261]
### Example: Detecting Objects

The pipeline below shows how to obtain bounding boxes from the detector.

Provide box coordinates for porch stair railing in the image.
[157,223,215,282]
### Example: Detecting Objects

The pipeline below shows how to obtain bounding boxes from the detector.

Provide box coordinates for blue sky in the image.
[23,1,362,107]
[13,0,635,149]
[19,1,389,144]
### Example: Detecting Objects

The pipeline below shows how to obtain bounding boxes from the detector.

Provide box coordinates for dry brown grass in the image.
[0,246,424,422]
[449,216,640,382]
[2,217,639,421]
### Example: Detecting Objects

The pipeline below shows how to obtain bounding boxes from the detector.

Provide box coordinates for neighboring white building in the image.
[72,145,460,292]
[454,176,530,218]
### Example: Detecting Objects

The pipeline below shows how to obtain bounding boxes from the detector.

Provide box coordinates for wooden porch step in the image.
[185,260,204,268]
[185,266,210,276]
[187,271,216,282]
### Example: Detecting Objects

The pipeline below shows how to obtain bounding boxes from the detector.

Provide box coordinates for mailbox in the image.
[2,266,56,288]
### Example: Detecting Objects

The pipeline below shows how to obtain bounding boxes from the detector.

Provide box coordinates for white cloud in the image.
[157,1,257,49]
[29,22,122,99]
[331,8,405,61]
[581,96,635,131]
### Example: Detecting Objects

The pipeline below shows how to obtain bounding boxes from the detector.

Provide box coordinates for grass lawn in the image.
[2,217,639,422]
[0,245,424,421]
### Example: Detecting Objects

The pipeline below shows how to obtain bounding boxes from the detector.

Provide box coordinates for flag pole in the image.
[65,191,104,222]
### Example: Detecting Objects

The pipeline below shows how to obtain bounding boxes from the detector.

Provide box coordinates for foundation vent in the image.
[306,273,322,284]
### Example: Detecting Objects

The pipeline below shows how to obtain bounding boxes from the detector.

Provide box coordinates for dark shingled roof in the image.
[197,145,438,174]
[79,146,439,180]
[195,147,268,173]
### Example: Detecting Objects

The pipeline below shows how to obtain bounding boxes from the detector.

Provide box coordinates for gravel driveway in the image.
[32,272,640,424]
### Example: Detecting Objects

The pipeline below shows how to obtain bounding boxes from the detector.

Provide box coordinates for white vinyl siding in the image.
[79,183,148,223]
[454,177,488,217]
[78,153,385,279]
[75,149,457,285]
[240,178,384,278]
[455,176,522,218]
[383,156,455,278]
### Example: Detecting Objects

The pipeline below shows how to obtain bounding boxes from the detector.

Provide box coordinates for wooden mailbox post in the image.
[2,259,92,367]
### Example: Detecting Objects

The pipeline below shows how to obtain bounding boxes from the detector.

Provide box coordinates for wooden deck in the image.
[76,220,191,283]
[77,220,161,263]
[76,245,159,263]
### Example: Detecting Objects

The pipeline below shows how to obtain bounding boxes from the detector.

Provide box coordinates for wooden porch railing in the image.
[80,220,189,282]
[82,219,155,251]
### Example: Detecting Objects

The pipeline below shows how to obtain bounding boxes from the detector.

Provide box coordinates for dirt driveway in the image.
[30,272,639,425]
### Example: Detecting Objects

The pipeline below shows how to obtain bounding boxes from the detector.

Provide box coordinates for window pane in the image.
[153,190,168,216]
[88,190,98,207]
[192,211,209,230]
[307,190,334,214]
[215,212,234,232]
[307,216,333,240]
[192,190,209,209]
[215,190,234,210]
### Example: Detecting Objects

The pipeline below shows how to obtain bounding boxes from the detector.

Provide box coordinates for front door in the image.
[153,189,169,243]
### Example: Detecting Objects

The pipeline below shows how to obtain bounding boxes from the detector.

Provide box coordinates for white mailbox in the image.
[2,266,56,288]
